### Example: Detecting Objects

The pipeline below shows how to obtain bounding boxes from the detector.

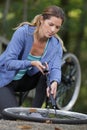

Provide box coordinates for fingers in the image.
[31,61,47,74]
[42,62,49,69]
[46,82,58,98]
[46,87,56,98]
[51,86,57,98]
[46,87,50,97]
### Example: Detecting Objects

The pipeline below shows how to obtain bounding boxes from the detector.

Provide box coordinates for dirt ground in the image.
[0,119,87,130]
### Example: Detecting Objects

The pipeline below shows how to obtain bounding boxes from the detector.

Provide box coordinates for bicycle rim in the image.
[3,107,87,124]
[56,53,81,110]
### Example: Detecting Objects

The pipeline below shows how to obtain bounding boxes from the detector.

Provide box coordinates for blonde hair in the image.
[15,5,65,29]
[14,14,41,30]
[14,6,66,51]
[54,34,67,52]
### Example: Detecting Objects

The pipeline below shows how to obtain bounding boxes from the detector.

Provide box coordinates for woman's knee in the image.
[0,87,18,114]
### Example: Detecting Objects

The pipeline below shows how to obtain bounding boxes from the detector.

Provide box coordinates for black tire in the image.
[56,53,81,110]
[3,107,87,124]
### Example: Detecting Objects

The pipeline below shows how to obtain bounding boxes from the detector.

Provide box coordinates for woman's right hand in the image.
[31,61,47,74]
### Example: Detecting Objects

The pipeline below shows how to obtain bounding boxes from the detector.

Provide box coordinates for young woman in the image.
[0,5,65,116]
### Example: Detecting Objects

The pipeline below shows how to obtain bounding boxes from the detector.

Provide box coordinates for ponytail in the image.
[14,14,41,30]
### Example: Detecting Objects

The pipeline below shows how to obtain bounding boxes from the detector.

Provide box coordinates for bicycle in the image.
[56,52,81,110]
[15,52,81,111]
[3,52,84,124]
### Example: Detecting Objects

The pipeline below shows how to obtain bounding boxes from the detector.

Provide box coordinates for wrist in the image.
[51,80,58,86]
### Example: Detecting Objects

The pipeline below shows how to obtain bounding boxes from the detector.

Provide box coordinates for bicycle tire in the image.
[56,53,81,110]
[3,107,87,124]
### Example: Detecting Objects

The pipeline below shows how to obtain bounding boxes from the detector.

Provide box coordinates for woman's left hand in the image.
[46,81,58,98]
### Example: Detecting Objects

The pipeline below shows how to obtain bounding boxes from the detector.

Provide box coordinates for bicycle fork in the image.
[45,71,57,117]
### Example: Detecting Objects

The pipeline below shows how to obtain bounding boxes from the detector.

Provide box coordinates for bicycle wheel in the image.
[56,53,81,110]
[3,107,87,124]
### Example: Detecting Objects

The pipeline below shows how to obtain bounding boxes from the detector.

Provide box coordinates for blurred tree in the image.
[23,0,28,21]
[59,0,70,50]
[2,0,11,36]
[74,0,87,58]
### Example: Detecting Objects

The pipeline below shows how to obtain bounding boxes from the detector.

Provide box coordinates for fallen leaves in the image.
[45,119,52,124]
[29,108,37,113]
[55,127,62,130]
[17,125,32,129]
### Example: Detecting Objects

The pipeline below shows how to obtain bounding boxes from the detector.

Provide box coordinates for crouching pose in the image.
[0,5,65,117]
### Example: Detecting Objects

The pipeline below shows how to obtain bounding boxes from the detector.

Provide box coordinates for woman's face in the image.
[40,16,62,38]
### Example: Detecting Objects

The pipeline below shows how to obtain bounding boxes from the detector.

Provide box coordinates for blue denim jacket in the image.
[0,25,63,88]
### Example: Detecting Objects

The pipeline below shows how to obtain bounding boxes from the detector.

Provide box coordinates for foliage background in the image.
[0,0,87,113]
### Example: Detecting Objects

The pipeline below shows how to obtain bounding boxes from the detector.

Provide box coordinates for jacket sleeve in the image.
[5,27,32,70]
[49,43,63,84]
